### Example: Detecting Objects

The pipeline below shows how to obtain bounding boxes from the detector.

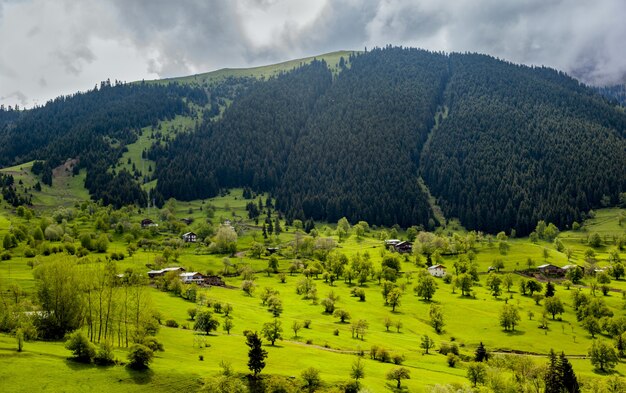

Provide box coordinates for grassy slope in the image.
[0,161,89,210]
[158,51,356,86]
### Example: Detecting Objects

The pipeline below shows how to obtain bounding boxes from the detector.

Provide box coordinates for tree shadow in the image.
[503,329,525,336]
[125,365,154,384]
[63,358,94,370]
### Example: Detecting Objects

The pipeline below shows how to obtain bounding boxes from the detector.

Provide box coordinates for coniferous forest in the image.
[2,46,625,234]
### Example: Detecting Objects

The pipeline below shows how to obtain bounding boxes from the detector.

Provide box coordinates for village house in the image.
[562,264,585,274]
[182,231,198,243]
[181,217,193,225]
[147,267,186,279]
[384,239,412,253]
[141,218,158,228]
[179,272,205,284]
[537,264,564,276]
[428,264,447,278]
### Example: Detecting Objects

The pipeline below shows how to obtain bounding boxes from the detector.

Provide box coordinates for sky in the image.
[1,0,625,108]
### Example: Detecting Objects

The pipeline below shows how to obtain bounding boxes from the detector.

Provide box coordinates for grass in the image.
[0,192,624,391]
[156,51,357,87]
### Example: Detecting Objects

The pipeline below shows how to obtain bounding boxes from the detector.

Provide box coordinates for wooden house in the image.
[141,218,157,228]
[537,264,564,276]
[182,231,198,243]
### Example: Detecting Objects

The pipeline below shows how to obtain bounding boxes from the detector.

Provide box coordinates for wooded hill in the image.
[2,47,625,234]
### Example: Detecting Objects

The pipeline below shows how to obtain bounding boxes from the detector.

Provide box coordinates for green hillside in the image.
[0,186,624,392]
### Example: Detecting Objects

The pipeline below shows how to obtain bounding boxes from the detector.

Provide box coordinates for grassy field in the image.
[157,51,357,87]
[0,187,624,391]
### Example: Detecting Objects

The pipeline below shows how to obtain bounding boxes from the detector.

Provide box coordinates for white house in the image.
[179,272,205,284]
[428,264,447,278]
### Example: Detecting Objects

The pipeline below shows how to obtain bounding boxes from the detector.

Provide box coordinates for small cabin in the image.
[141,218,157,228]
[266,247,279,255]
[179,272,205,284]
[428,264,447,278]
[181,218,193,225]
[393,241,413,253]
[537,264,564,276]
[182,231,198,243]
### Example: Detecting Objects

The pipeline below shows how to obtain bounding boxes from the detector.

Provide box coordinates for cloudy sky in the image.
[1,0,625,108]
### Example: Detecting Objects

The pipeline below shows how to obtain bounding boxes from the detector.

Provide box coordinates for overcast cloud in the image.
[1,0,625,108]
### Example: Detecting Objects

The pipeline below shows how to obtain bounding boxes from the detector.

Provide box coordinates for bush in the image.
[127,344,153,369]
[24,248,36,258]
[165,319,179,328]
[94,342,115,365]
[1,252,11,260]
[140,336,164,352]
[447,353,458,367]
[65,331,96,363]
[392,354,405,365]
[304,320,312,328]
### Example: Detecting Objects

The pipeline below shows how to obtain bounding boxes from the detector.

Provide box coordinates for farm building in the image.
[537,264,564,276]
[180,272,205,283]
[182,232,198,243]
[385,239,412,253]
[428,264,447,278]
[562,264,585,274]
[204,275,226,287]
[147,267,186,279]
[141,218,158,228]
[181,217,193,225]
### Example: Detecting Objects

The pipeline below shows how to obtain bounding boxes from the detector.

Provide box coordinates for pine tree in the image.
[474,342,488,362]
[558,352,579,393]
[545,281,556,297]
[544,349,561,393]
[245,331,267,376]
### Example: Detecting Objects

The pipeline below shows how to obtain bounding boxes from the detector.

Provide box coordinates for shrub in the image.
[392,354,405,365]
[24,248,36,258]
[447,353,458,367]
[127,344,153,369]
[65,331,96,363]
[165,319,179,328]
[1,252,11,260]
[94,342,115,365]
[140,336,164,352]
[303,319,312,328]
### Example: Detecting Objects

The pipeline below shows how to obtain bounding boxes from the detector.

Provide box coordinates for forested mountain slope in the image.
[155,47,626,234]
[276,48,447,227]
[421,54,626,234]
[0,81,207,207]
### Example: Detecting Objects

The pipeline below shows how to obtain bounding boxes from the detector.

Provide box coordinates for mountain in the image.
[1,46,625,234]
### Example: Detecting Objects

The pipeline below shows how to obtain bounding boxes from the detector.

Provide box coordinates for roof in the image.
[562,264,580,270]
[428,264,446,270]
[180,272,202,277]
[148,267,185,275]
[537,264,561,269]
[182,232,196,237]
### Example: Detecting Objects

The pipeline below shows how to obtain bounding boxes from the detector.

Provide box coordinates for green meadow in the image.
[0,186,624,392]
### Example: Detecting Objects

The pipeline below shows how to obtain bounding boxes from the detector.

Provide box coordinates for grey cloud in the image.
[108,0,249,77]
[1,91,28,106]
[53,46,96,76]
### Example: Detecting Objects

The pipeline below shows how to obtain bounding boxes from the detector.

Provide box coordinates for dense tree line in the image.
[595,83,626,106]
[0,81,207,207]
[421,53,626,234]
